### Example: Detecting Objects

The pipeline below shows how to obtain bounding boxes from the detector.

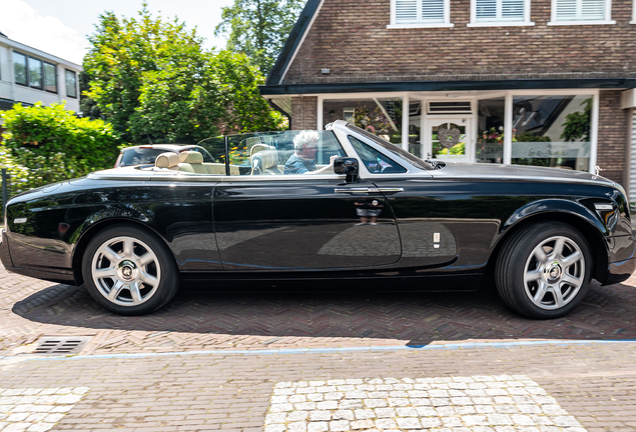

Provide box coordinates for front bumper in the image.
[0,229,12,268]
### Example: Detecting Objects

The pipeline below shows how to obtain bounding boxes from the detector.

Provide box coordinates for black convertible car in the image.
[1,120,634,318]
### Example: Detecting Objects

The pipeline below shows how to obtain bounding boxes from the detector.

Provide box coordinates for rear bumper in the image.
[0,229,12,268]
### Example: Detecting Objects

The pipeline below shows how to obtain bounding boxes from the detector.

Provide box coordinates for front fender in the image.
[503,198,607,236]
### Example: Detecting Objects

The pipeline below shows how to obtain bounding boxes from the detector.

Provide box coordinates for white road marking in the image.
[0,387,89,431]
[264,375,586,431]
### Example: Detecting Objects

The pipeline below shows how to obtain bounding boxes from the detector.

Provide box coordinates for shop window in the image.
[550,0,613,23]
[65,69,77,98]
[28,57,43,89]
[389,0,453,27]
[13,51,27,86]
[511,95,592,171]
[470,0,532,25]
[476,97,505,163]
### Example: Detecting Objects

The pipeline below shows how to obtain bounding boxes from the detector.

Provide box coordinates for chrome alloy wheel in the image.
[523,235,585,310]
[91,236,161,307]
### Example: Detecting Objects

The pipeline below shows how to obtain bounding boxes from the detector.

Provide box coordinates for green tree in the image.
[561,97,592,142]
[215,0,306,75]
[0,102,120,192]
[84,5,283,143]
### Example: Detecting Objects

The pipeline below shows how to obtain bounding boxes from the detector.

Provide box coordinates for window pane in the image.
[502,0,525,20]
[396,0,418,23]
[476,0,497,19]
[476,97,505,163]
[511,95,592,171]
[349,136,407,174]
[556,0,605,20]
[13,52,27,85]
[223,130,344,176]
[65,69,77,98]
[29,57,43,89]
[421,0,445,23]
[43,62,57,93]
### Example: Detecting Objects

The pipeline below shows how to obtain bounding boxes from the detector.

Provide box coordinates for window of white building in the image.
[389,0,453,28]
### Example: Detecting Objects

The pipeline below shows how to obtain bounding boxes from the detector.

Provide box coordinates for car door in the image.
[211,130,401,271]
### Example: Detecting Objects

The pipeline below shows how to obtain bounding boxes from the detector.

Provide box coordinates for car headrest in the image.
[155,152,180,169]
[250,143,275,157]
[252,150,278,169]
[179,151,203,164]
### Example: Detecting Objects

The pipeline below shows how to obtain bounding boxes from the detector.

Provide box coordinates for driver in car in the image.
[284,130,338,175]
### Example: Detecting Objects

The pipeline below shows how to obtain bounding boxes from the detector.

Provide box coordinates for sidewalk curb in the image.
[1,338,634,363]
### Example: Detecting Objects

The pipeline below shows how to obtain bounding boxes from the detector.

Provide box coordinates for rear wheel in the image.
[82,224,180,315]
[495,222,592,319]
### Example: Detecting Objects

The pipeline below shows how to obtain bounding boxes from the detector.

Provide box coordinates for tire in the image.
[82,224,180,315]
[495,222,592,319]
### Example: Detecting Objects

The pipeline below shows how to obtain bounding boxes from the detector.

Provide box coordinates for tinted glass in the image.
[43,62,57,93]
[65,70,77,98]
[349,136,407,174]
[188,146,216,163]
[120,148,167,166]
[28,57,42,89]
[346,124,434,170]
[13,52,27,85]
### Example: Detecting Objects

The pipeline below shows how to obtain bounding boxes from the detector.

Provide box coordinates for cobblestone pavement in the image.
[1,264,636,430]
[0,342,635,431]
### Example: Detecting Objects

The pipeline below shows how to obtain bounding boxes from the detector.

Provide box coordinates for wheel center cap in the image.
[118,260,138,281]
[544,261,563,283]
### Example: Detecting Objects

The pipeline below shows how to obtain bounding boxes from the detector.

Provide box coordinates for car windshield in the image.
[120,148,166,166]
[346,124,435,171]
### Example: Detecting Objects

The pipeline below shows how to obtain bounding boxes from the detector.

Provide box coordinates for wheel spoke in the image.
[94,267,117,279]
[102,246,121,263]
[552,238,565,260]
[122,238,134,259]
[534,247,548,265]
[533,282,548,304]
[139,271,158,286]
[551,286,565,307]
[131,282,143,305]
[137,252,154,268]
[561,273,582,287]
[107,280,125,301]
[562,250,581,267]
[525,269,542,282]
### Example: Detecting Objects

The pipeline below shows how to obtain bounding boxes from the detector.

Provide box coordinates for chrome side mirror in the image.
[334,157,359,183]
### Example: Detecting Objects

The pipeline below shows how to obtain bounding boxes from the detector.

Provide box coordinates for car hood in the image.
[432,162,615,186]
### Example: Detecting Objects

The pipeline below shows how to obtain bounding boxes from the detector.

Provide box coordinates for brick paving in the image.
[0,264,636,430]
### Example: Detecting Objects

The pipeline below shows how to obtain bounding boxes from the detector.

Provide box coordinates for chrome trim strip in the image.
[594,204,614,210]
[14,218,27,224]
[334,188,373,193]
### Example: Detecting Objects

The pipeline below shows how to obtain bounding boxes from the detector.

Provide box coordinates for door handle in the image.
[334,187,404,194]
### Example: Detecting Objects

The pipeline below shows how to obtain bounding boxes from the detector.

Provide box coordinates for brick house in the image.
[260,0,636,199]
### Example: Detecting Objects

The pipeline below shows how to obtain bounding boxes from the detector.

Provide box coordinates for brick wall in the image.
[283,0,636,84]
[597,91,629,184]
[291,97,318,129]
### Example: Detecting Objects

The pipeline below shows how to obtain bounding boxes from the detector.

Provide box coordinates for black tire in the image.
[495,222,592,319]
[82,224,180,315]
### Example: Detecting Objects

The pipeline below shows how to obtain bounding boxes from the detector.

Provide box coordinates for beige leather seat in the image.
[155,152,180,170]
[178,151,240,175]
[250,144,280,175]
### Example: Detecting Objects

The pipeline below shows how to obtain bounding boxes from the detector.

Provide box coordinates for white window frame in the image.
[468,0,535,26]
[388,0,454,29]
[631,0,636,23]
[548,0,615,25]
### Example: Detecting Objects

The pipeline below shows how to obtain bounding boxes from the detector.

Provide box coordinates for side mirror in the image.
[334,157,359,183]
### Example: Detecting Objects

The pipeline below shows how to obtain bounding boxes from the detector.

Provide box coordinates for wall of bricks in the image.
[283,0,636,84]
[597,91,629,184]
[291,97,319,130]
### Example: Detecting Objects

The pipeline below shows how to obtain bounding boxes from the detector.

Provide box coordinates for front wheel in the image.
[82,224,180,315]
[495,222,592,319]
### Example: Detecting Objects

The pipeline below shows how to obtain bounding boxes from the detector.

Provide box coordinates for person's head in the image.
[293,130,320,158]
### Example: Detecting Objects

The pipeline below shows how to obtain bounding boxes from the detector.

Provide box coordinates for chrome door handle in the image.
[334,187,404,194]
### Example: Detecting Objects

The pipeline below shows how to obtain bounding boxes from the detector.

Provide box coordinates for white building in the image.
[0,30,82,115]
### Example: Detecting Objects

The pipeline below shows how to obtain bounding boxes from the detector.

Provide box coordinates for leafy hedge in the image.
[0,102,120,194]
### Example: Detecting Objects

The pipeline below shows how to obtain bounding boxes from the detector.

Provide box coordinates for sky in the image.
[0,0,234,65]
